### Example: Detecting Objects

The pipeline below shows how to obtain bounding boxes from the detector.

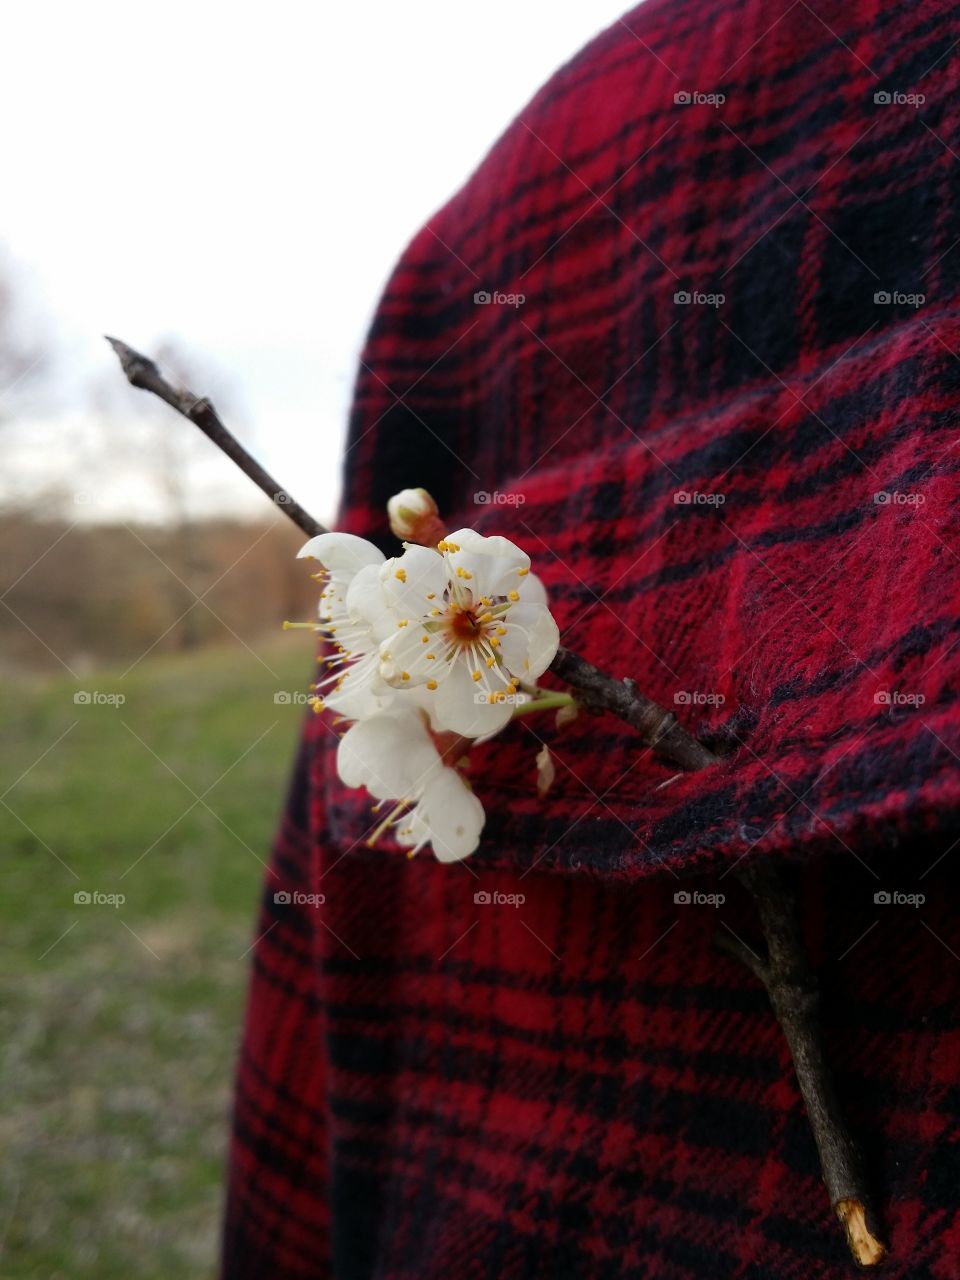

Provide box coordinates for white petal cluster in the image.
[297,522,560,861]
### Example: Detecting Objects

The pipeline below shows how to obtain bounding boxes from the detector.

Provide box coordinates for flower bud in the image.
[387,488,445,546]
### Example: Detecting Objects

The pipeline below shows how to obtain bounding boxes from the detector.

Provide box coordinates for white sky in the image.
[0,1,630,525]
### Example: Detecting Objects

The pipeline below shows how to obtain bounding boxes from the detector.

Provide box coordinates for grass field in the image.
[0,637,314,1278]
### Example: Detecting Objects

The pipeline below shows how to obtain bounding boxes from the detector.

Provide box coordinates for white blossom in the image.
[337,710,484,861]
[376,528,560,737]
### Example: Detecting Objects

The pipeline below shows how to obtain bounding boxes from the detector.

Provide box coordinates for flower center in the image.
[445,602,484,642]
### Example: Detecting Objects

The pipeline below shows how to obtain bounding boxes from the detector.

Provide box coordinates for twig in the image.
[550,646,720,771]
[715,863,887,1268]
[105,337,326,539]
[107,337,720,772]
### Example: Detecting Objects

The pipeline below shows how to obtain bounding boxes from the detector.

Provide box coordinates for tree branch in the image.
[716,864,887,1268]
[549,646,720,770]
[107,337,721,772]
[105,337,327,539]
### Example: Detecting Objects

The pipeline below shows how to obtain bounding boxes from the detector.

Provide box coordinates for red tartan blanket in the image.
[224,0,960,1275]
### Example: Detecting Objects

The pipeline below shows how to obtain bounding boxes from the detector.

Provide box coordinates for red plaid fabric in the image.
[224,0,960,1275]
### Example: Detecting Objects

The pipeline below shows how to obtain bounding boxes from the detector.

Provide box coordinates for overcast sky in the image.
[0,1,630,525]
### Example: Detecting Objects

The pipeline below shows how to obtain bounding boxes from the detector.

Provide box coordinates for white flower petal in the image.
[443,527,530,599]
[381,545,447,616]
[345,564,396,643]
[498,603,560,681]
[336,718,402,795]
[434,659,514,737]
[378,622,437,687]
[323,661,394,721]
[517,571,548,607]
[298,532,385,575]
[336,712,436,799]
[417,769,485,862]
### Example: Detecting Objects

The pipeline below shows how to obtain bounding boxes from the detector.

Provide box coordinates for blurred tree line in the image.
[0,516,318,674]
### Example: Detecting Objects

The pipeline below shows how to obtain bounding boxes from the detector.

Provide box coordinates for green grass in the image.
[0,637,315,1278]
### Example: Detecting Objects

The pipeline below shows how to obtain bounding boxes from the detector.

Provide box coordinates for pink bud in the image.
[387,488,446,546]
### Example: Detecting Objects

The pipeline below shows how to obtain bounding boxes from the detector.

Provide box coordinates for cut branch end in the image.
[836,1199,887,1268]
